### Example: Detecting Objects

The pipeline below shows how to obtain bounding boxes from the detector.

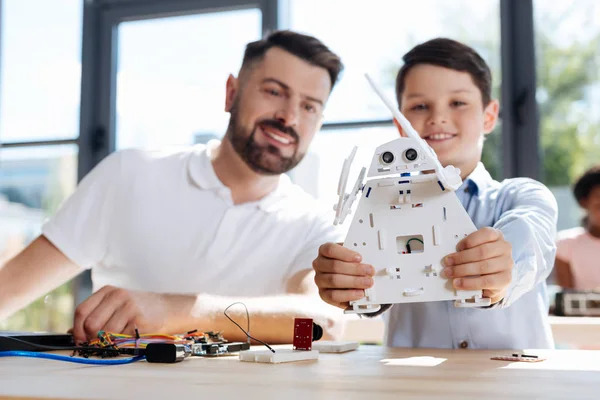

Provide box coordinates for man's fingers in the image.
[313,257,374,276]
[80,289,130,340]
[315,272,373,290]
[456,227,502,251]
[444,256,512,279]
[72,286,112,343]
[453,270,512,291]
[103,301,137,334]
[319,289,365,309]
[319,242,362,263]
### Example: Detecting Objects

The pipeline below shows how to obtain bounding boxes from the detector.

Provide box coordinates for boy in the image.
[312,38,558,349]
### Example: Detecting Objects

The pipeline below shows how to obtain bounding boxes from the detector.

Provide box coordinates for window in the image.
[0,0,82,142]
[534,0,600,231]
[0,0,82,332]
[0,145,78,332]
[115,9,262,150]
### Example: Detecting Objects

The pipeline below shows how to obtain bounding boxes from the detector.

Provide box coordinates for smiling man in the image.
[0,31,344,344]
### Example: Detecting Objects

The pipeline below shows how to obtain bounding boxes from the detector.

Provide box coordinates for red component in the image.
[293,318,313,351]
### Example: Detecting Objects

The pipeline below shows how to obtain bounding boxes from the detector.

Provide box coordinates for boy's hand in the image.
[443,227,513,304]
[313,243,375,309]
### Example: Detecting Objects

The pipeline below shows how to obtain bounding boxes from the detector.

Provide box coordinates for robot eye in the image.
[404,148,418,162]
[381,151,395,164]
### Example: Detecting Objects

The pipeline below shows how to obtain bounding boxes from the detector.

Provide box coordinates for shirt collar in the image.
[187,139,293,212]
[187,140,225,190]
[461,162,493,195]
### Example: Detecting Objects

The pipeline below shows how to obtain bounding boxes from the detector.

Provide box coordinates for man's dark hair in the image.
[573,165,600,203]
[395,38,492,107]
[241,30,343,90]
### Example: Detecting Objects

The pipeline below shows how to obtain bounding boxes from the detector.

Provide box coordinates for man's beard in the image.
[226,103,305,175]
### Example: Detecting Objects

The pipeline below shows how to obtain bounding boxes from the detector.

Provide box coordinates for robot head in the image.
[368,137,435,177]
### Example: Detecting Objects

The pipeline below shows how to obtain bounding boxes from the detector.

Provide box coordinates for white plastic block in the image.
[239,349,318,364]
[312,341,359,353]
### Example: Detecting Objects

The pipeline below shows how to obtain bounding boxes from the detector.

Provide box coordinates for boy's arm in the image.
[487,180,558,307]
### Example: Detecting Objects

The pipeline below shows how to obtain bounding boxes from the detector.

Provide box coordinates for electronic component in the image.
[76,330,248,359]
[191,342,250,356]
[491,354,545,363]
[0,332,74,351]
[145,343,189,363]
[1,304,259,365]
[239,349,319,364]
[292,318,323,351]
[554,291,600,316]
[311,340,359,353]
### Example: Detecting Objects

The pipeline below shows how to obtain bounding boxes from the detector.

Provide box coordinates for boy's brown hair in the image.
[395,38,492,107]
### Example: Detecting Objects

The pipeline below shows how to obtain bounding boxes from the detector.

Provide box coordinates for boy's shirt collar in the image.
[461,162,493,195]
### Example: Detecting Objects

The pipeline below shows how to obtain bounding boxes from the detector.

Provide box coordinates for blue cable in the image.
[0,351,145,365]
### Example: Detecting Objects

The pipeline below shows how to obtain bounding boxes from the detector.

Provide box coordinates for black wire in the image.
[0,335,119,355]
[224,301,250,334]
[223,302,275,353]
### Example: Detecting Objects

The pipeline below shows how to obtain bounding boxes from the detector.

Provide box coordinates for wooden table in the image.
[550,316,600,349]
[0,345,599,399]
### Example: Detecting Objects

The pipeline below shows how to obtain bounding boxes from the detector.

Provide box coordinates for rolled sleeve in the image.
[42,151,123,269]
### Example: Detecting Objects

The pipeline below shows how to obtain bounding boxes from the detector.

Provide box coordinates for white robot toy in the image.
[333,75,491,314]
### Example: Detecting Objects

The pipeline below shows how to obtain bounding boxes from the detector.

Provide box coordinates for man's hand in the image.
[312,243,375,309]
[72,286,175,343]
[443,227,513,304]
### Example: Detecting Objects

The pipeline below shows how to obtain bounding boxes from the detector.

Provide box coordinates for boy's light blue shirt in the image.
[385,162,558,349]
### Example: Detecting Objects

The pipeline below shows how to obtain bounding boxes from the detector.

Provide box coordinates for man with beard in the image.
[0,31,344,344]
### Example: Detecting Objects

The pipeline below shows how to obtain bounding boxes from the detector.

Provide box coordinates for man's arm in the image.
[71,268,342,344]
[0,235,82,321]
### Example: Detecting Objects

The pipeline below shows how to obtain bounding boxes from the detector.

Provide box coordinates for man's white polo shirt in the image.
[42,141,343,296]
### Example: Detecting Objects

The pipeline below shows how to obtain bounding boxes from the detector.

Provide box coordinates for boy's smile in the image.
[398,64,499,179]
